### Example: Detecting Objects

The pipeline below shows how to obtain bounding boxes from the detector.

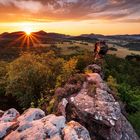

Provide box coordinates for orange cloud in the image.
[0,0,139,22]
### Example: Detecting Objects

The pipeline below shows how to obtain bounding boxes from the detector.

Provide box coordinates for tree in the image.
[6,53,49,108]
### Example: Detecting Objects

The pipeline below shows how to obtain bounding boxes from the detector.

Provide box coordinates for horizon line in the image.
[0,30,140,36]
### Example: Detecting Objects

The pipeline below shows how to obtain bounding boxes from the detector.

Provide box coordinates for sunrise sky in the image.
[0,0,140,35]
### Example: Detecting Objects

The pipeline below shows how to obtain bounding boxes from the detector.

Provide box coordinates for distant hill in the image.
[106,34,140,41]
[0,31,72,47]
[80,33,104,39]
[69,36,98,42]
[33,30,71,39]
[0,30,70,40]
[0,31,140,49]
[123,42,140,51]
[1,31,140,42]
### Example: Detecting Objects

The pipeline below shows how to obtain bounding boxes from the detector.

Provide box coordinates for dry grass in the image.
[34,41,140,58]
[108,44,140,58]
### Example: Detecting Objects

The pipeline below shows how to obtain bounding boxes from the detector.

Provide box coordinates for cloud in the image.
[119,18,140,23]
[0,0,43,13]
[0,0,140,22]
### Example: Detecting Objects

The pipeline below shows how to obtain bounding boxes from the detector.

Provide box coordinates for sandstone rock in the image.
[63,121,91,140]
[1,107,90,140]
[120,115,140,140]
[5,114,65,140]
[5,120,47,140]
[86,64,102,73]
[0,108,20,122]
[17,108,45,123]
[86,64,104,78]
[65,71,139,140]
[87,73,110,92]
[0,122,18,139]
[42,114,66,130]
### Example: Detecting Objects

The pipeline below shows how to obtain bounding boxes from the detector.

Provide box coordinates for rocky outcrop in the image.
[57,64,139,140]
[0,64,139,140]
[0,108,90,140]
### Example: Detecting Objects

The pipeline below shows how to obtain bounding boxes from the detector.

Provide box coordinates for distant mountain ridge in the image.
[0,31,140,49]
[1,30,140,40]
[0,30,71,40]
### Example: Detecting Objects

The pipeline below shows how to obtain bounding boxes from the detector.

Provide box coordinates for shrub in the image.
[56,58,78,87]
[118,83,140,113]
[75,52,94,72]
[6,53,49,108]
[109,47,117,51]
[0,61,7,96]
[107,75,118,93]
[5,51,78,110]
[128,112,140,137]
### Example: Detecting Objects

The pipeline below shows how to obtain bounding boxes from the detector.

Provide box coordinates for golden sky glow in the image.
[0,0,140,35]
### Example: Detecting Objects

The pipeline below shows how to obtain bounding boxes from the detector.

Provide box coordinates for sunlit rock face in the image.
[0,108,90,140]
[63,121,91,140]
[57,64,139,140]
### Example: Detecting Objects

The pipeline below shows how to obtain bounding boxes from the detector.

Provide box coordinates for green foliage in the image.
[107,75,118,93]
[6,53,49,108]
[47,97,57,114]
[0,61,7,96]
[56,58,78,87]
[75,52,94,72]
[128,112,140,136]
[104,55,140,87]
[104,54,140,136]
[1,51,78,110]
[118,83,140,113]
[30,102,35,108]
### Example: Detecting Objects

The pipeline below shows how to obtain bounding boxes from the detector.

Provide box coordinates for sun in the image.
[24,27,32,35]
[24,28,32,35]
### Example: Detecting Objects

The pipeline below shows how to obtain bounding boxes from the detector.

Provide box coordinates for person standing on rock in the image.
[93,41,101,61]
[98,41,108,58]
[93,41,109,67]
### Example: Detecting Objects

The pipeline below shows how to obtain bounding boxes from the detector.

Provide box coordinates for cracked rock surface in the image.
[0,108,90,140]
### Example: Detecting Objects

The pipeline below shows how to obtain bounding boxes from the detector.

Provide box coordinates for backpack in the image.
[99,44,108,55]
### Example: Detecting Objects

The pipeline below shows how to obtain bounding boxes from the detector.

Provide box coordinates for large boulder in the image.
[57,71,139,140]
